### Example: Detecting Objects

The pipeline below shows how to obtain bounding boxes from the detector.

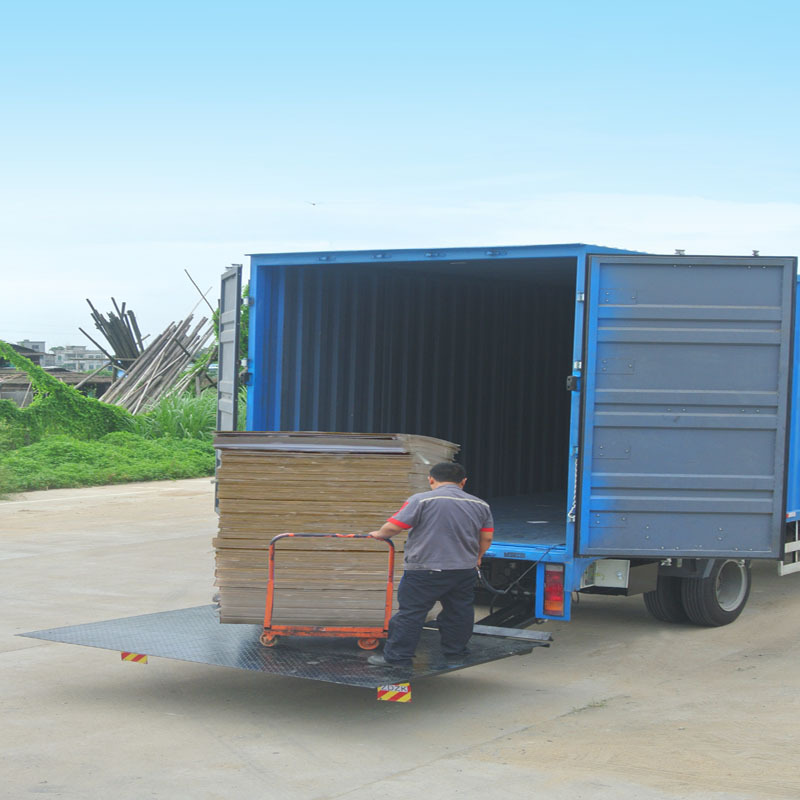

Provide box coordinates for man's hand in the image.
[369,521,405,540]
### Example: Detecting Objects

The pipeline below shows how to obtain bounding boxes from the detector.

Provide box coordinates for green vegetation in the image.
[0,341,132,448]
[0,432,214,493]
[132,389,217,440]
[567,698,611,715]
[0,341,228,496]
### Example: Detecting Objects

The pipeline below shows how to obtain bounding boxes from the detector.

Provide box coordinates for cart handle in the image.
[269,532,395,549]
[264,533,396,630]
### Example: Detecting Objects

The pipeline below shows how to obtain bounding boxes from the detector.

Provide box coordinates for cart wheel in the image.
[357,638,381,650]
[260,632,278,647]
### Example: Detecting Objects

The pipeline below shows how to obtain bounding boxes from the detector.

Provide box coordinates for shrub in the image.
[0,432,215,494]
[0,410,28,451]
[132,389,218,440]
[0,341,132,448]
[0,341,237,495]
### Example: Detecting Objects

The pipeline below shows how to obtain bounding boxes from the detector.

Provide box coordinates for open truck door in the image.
[216,264,242,433]
[215,264,242,511]
[577,253,796,561]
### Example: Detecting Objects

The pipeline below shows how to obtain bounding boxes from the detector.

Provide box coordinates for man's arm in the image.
[371,495,419,539]
[369,521,406,540]
[478,529,493,566]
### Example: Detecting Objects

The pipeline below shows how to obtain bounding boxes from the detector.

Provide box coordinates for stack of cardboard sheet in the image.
[213,432,459,625]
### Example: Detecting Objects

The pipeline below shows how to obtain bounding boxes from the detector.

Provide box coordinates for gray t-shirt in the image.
[388,484,494,570]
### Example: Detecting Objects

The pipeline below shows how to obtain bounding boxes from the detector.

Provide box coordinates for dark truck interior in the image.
[268,256,579,553]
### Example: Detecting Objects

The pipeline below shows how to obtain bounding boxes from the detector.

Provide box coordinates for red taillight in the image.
[543,564,565,616]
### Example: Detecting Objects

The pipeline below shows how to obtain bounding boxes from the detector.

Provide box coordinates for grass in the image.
[132,390,218,440]
[567,698,610,715]
[0,378,245,496]
[0,431,215,494]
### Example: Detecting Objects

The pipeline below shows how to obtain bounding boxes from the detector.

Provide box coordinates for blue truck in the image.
[217,243,800,630]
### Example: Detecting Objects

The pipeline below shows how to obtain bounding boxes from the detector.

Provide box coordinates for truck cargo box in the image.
[229,244,797,621]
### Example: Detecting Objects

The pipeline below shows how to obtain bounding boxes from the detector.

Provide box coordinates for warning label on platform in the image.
[120,652,148,664]
[377,682,411,702]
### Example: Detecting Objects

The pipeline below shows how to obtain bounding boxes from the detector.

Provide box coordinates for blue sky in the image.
[2,0,799,345]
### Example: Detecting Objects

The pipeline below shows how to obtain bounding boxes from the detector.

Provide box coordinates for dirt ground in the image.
[2,478,799,799]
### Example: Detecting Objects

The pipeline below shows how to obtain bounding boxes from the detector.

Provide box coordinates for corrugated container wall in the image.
[247,261,576,499]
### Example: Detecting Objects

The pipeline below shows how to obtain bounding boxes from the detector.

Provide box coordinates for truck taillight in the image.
[544,564,565,616]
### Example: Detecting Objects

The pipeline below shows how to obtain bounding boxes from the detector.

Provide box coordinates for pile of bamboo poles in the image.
[101,314,213,413]
[80,299,145,371]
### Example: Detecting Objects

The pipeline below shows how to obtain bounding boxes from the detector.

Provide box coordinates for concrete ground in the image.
[2,478,799,800]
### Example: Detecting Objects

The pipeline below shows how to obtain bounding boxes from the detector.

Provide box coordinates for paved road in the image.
[3,479,799,799]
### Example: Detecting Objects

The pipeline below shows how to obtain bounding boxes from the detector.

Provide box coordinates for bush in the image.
[132,389,217,440]
[0,412,27,452]
[0,432,215,494]
[0,341,132,449]
[0,340,241,495]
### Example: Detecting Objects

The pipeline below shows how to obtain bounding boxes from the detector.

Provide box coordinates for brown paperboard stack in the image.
[213,432,459,625]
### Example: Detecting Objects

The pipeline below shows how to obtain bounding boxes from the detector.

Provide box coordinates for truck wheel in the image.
[643,575,689,623]
[681,559,751,627]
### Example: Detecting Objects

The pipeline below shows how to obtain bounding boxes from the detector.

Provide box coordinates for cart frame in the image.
[260,533,396,649]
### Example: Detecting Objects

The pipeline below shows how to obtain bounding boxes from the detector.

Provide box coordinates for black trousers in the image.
[383,569,476,664]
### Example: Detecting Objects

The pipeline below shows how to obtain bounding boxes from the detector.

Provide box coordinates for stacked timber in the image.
[213,432,459,625]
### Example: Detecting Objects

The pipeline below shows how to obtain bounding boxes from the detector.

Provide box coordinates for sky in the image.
[1,0,799,347]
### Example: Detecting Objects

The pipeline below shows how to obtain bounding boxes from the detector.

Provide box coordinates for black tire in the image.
[643,575,689,623]
[681,559,751,627]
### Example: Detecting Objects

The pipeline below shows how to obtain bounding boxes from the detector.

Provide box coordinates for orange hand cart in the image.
[259,533,396,650]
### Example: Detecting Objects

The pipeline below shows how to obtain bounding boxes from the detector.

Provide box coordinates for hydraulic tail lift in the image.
[19,535,552,698]
[20,606,550,693]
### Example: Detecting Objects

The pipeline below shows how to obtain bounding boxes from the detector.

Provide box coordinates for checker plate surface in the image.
[19,605,540,688]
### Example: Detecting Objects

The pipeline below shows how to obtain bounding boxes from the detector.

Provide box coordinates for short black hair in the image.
[429,462,466,483]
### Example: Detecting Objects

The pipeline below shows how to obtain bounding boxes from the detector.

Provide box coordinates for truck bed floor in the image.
[489,493,566,550]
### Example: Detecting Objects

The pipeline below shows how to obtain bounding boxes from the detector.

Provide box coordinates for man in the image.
[367,461,494,668]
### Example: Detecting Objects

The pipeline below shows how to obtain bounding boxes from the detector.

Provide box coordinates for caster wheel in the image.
[260,632,278,647]
[357,638,381,650]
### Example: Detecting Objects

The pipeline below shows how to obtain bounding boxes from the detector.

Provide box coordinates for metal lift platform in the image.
[19,605,551,690]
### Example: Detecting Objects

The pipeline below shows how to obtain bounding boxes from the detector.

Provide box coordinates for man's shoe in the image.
[367,654,411,667]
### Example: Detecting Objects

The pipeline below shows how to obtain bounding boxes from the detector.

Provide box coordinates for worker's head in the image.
[428,462,467,489]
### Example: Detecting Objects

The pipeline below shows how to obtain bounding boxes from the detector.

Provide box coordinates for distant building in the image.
[0,341,111,406]
[0,368,112,407]
[2,341,107,372]
[0,343,44,368]
[17,339,45,353]
[16,340,56,367]
[50,345,106,372]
